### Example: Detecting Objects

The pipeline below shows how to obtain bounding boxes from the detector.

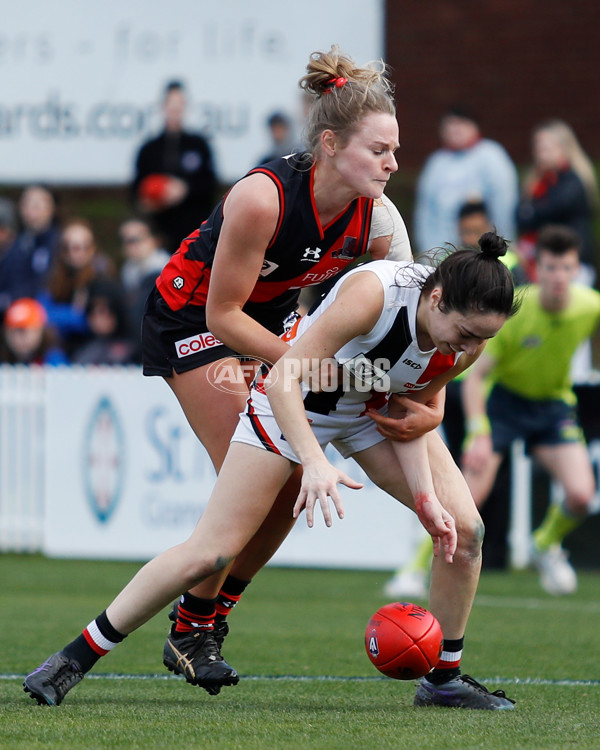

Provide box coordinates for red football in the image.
[365,602,443,680]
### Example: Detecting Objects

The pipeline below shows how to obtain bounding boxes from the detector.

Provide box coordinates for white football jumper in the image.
[232,260,459,460]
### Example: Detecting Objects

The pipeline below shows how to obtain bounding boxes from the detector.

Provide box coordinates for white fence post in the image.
[0,365,46,552]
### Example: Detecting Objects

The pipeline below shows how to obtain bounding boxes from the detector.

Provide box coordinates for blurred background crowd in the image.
[1,82,598,372]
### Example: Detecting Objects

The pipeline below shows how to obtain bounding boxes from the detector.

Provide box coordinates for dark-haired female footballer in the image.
[25,232,517,710]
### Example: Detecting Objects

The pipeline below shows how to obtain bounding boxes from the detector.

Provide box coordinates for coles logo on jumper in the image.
[175,331,223,358]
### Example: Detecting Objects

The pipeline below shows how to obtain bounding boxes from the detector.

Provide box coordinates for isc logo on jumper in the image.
[175,332,222,358]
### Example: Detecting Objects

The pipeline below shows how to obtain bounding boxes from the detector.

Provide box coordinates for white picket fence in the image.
[0,365,46,552]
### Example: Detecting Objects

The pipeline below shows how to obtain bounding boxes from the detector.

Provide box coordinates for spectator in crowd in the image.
[457,200,528,285]
[414,106,519,256]
[71,279,140,366]
[132,80,217,252]
[257,111,298,165]
[0,198,19,318]
[118,217,170,341]
[39,218,116,357]
[462,225,600,595]
[516,119,599,285]
[0,297,67,366]
[0,185,61,309]
[517,120,600,381]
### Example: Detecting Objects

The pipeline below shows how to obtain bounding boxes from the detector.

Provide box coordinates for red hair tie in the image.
[324,76,348,93]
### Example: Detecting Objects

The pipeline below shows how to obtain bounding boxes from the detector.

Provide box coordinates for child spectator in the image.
[0,297,67,366]
[71,279,139,366]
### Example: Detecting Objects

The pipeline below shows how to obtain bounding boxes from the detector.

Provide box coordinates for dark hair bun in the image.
[478,231,508,259]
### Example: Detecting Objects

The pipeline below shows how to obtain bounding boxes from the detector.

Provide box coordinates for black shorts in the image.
[488,384,584,453]
[141,287,296,376]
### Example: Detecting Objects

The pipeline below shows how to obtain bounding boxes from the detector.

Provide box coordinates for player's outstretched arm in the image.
[390,436,457,563]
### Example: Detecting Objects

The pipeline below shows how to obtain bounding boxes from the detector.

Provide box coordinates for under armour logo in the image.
[301,246,323,262]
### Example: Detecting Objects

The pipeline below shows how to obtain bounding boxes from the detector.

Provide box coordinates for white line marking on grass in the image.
[475,595,600,613]
[3,673,600,686]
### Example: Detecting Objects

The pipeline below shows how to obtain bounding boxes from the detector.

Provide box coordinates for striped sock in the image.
[426,637,464,684]
[62,610,126,673]
[215,576,250,621]
[174,592,216,633]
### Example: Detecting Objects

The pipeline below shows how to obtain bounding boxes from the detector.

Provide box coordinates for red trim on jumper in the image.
[247,167,286,249]
[308,165,324,239]
[417,350,457,383]
[359,390,388,416]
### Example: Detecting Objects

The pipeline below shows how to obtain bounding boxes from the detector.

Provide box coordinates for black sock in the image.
[62,610,126,673]
[426,637,464,684]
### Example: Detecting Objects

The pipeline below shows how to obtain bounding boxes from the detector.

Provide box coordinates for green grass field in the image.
[1,555,599,749]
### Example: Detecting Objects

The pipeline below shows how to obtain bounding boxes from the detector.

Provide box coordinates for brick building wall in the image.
[385,1,600,171]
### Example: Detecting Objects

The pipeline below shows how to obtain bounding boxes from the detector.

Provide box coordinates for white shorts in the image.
[231,388,388,462]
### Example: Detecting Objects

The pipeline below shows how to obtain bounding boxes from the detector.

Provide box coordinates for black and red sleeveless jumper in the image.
[155,153,374,332]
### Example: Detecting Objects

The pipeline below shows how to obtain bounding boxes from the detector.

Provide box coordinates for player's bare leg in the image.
[106,444,295,632]
[167,362,301,588]
[164,361,302,691]
[353,432,514,709]
[24,443,295,706]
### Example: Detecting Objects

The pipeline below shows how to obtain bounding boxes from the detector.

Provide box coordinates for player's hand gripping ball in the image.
[365,602,443,680]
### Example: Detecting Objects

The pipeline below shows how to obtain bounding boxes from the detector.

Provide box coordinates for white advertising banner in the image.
[44,367,422,568]
[0,0,384,184]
